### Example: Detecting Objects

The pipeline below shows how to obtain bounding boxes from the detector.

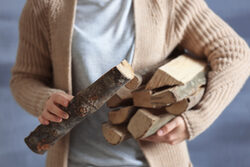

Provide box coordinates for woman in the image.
[10,0,250,167]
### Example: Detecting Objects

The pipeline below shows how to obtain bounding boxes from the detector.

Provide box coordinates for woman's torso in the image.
[69,0,148,166]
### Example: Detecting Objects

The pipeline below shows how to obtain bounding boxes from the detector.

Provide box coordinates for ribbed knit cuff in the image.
[181,111,196,140]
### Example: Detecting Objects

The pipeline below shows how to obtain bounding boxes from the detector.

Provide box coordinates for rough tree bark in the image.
[24,60,134,154]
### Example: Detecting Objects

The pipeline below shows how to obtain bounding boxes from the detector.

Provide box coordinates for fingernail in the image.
[64,114,69,119]
[158,130,163,136]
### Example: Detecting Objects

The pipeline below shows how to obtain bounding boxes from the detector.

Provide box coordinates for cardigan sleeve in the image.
[174,0,250,140]
[10,0,65,117]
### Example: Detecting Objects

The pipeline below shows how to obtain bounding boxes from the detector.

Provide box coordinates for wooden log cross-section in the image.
[24,60,134,154]
[165,87,205,115]
[102,123,130,145]
[145,55,207,89]
[125,73,143,90]
[133,55,207,109]
[132,71,206,109]
[149,71,206,105]
[127,109,175,139]
[108,106,137,125]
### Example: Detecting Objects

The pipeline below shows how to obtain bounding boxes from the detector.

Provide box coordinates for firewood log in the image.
[24,60,134,154]
[102,123,130,145]
[127,109,175,139]
[145,55,207,89]
[133,70,206,109]
[108,106,137,125]
[165,87,205,115]
[125,73,143,90]
[106,94,133,108]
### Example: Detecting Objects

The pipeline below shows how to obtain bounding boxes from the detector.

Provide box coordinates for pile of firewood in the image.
[102,55,207,145]
[24,54,207,154]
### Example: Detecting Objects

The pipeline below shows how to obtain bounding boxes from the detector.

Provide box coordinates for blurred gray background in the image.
[0,0,249,166]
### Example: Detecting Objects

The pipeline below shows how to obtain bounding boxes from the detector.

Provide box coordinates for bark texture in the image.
[25,60,134,154]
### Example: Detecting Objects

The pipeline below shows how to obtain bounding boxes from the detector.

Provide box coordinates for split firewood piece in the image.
[125,73,143,90]
[131,46,184,86]
[165,87,205,115]
[24,60,134,154]
[106,95,133,108]
[127,109,175,139]
[108,106,137,125]
[132,87,155,108]
[132,87,181,109]
[151,70,206,104]
[102,123,131,145]
[145,55,207,90]
[133,71,206,108]
[132,87,173,108]
[136,58,174,85]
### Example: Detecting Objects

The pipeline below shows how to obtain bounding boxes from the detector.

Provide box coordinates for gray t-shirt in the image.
[68,0,148,166]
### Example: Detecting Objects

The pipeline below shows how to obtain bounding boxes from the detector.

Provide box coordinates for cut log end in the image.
[125,74,143,90]
[106,94,122,108]
[165,87,205,115]
[116,60,134,80]
[132,88,153,108]
[128,109,175,139]
[165,99,188,115]
[24,137,47,154]
[106,95,133,108]
[132,87,177,108]
[108,106,136,125]
[127,109,155,139]
[102,123,130,145]
[145,54,207,90]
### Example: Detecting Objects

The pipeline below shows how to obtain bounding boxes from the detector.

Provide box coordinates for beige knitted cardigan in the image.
[10,0,250,166]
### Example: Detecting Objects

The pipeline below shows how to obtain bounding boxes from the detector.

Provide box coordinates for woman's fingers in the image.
[51,92,73,107]
[38,115,50,125]
[42,110,62,123]
[52,94,69,107]
[47,101,69,119]
[142,127,180,144]
[39,92,74,124]
[141,116,188,145]
[164,128,179,144]
[157,117,178,136]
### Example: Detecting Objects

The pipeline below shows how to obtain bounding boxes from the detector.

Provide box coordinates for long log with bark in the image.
[24,60,134,154]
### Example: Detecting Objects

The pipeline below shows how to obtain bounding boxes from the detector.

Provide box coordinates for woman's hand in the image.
[38,92,74,125]
[141,116,189,145]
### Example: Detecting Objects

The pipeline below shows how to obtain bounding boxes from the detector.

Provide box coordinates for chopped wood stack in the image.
[102,55,207,145]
